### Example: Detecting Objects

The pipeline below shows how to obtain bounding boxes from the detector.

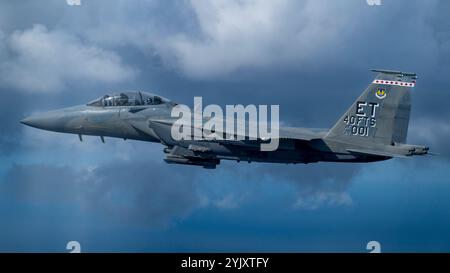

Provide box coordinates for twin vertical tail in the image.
[326,69,417,146]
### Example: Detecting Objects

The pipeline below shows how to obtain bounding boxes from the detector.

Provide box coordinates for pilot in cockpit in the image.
[87,91,170,107]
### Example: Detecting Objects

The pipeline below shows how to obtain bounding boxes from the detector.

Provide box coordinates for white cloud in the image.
[165,0,348,78]
[64,0,351,79]
[14,0,437,80]
[0,24,137,93]
[154,0,441,79]
[0,1,444,82]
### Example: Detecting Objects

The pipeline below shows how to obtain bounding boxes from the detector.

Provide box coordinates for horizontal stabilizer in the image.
[371,69,417,77]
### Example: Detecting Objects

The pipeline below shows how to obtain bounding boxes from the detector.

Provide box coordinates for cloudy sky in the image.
[1,0,450,252]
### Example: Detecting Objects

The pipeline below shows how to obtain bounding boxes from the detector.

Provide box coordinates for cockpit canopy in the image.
[87,91,171,107]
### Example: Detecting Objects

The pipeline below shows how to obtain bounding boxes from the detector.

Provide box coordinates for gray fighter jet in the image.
[21,69,429,169]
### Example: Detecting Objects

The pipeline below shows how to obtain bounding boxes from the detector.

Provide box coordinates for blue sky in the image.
[1,0,450,252]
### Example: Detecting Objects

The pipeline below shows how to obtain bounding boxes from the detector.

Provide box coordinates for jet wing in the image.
[346,148,411,158]
[139,118,328,148]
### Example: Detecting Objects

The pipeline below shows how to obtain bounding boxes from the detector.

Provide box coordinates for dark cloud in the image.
[1,161,202,227]
[409,118,450,159]
[249,163,357,209]
[1,164,79,203]
[83,161,202,227]
[0,158,358,229]
[0,0,449,123]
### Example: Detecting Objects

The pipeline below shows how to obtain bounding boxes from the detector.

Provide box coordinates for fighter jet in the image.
[21,69,429,169]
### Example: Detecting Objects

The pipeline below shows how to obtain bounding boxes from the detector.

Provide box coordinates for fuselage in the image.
[20,82,429,169]
[21,102,388,165]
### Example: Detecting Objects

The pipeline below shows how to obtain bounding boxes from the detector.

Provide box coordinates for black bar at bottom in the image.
[0,253,448,272]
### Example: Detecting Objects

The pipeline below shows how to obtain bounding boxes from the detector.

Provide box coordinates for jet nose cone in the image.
[20,117,31,126]
[20,115,41,128]
[20,111,66,131]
